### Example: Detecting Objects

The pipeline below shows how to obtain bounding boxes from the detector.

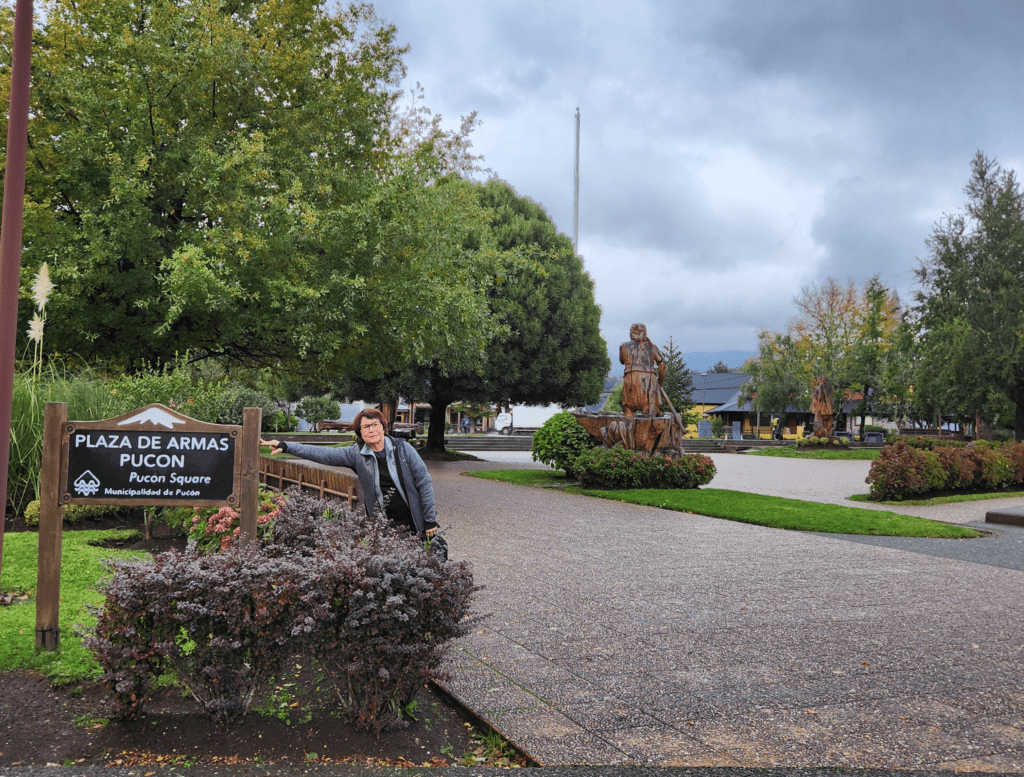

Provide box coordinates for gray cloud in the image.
[373,0,1024,365]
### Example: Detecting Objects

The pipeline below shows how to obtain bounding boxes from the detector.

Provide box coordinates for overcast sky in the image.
[371,0,1024,372]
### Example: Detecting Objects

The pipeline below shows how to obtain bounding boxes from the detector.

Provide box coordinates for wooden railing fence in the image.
[258,456,360,510]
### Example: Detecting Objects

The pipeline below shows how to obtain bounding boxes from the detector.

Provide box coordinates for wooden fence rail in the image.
[258,455,360,510]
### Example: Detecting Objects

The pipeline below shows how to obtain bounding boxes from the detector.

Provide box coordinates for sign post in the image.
[35,403,261,650]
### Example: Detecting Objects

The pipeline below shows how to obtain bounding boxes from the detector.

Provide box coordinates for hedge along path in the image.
[35,402,262,650]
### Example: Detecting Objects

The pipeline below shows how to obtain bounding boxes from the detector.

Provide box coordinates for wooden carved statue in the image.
[810,375,834,438]
[619,323,666,417]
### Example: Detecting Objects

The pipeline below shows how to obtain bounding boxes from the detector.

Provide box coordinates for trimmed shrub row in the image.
[796,436,851,447]
[87,490,478,732]
[866,439,1024,501]
[23,501,132,527]
[892,435,967,450]
[574,447,716,490]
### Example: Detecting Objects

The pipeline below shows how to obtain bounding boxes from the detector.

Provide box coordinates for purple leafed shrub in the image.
[269,490,478,734]
[89,543,322,723]
[89,489,478,732]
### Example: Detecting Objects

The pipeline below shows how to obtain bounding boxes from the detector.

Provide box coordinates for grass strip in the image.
[746,447,881,460]
[469,469,983,539]
[849,487,1024,506]
[0,529,148,685]
[580,488,982,538]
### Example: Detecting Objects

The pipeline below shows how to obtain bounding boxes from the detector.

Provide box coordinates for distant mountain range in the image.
[605,350,757,378]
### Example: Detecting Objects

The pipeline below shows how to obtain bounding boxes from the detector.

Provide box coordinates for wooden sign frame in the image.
[35,403,262,650]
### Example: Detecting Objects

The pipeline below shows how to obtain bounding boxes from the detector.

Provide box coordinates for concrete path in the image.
[429,457,1024,771]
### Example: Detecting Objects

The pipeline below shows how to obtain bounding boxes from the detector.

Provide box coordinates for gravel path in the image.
[430,457,1024,770]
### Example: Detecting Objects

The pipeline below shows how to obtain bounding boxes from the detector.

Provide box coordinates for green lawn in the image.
[469,469,982,539]
[747,446,881,460]
[849,487,1024,506]
[0,529,148,685]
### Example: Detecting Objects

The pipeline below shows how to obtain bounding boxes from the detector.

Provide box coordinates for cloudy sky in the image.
[372,0,1024,372]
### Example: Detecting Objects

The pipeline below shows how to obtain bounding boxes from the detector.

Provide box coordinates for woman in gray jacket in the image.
[261,408,438,538]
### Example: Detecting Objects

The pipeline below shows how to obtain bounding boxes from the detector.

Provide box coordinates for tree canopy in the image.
[744,276,902,420]
[344,179,609,451]
[3,0,492,382]
[912,151,1024,440]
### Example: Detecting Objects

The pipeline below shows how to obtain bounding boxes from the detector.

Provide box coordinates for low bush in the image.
[897,436,966,451]
[531,411,598,478]
[23,500,133,527]
[972,442,1015,489]
[88,489,478,732]
[797,436,850,448]
[88,542,316,722]
[934,446,976,490]
[866,440,933,500]
[574,447,716,490]
[867,439,1024,500]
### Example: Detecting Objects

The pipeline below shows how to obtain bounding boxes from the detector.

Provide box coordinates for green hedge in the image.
[574,447,716,490]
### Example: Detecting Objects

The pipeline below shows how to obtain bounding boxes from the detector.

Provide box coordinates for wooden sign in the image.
[36,403,262,651]
[61,404,243,507]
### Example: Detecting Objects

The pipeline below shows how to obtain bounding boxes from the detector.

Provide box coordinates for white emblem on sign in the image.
[74,470,101,496]
[117,408,186,429]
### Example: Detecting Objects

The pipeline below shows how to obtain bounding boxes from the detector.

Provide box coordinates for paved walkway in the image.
[429,456,1024,771]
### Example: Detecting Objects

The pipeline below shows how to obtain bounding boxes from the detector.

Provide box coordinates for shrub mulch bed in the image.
[0,511,527,769]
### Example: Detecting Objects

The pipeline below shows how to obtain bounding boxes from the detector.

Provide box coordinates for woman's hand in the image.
[260,438,284,455]
[425,526,437,538]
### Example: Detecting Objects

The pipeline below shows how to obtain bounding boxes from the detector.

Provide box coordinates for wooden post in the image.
[36,402,66,650]
[238,407,261,546]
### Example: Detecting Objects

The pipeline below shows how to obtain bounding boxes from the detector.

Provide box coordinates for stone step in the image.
[445,435,534,451]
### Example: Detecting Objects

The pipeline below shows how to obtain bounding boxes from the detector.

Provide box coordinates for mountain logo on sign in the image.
[117,407,186,429]
[74,470,101,497]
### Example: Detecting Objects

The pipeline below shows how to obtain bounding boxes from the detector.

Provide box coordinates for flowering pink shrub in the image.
[184,486,284,552]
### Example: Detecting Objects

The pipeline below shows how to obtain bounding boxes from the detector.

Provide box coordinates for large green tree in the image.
[345,179,609,452]
[2,0,491,382]
[913,152,1024,440]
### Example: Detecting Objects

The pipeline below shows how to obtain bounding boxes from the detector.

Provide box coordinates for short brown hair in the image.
[352,408,388,443]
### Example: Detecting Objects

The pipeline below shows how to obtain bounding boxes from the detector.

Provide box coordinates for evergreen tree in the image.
[913,152,1024,440]
[662,337,697,427]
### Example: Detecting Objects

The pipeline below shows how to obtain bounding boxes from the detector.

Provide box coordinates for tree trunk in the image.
[1016,399,1024,443]
[424,390,455,453]
[976,415,993,442]
[381,397,398,429]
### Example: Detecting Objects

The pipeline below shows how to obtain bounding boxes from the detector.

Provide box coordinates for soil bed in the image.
[0,669,493,768]
[1,509,527,768]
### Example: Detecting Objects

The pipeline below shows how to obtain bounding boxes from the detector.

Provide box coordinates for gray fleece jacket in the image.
[280,436,438,535]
